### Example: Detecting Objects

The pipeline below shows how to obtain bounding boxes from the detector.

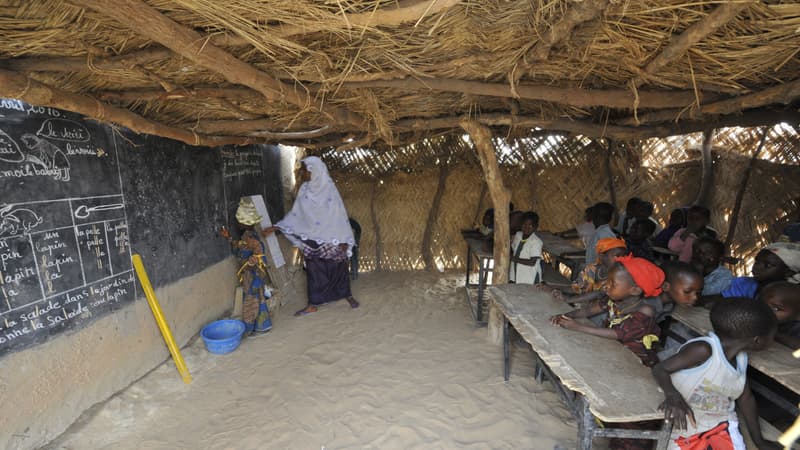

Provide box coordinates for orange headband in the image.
[596,237,627,255]
[615,255,664,297]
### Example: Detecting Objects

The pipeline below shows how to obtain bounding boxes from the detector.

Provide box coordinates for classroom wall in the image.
[0,102,290,449]
[334,146,800,274]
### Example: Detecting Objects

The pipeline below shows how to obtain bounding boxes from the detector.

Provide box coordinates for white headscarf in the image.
[276,156,355,252]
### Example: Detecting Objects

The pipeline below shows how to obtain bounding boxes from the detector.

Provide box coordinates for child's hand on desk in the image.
[550,314,574,328]
[659,392,696,430]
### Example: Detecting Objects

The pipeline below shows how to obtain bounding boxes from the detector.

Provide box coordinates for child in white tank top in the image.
[651,298,781,450]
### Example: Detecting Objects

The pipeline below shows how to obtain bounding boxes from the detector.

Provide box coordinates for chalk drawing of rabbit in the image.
[0,204,43,237]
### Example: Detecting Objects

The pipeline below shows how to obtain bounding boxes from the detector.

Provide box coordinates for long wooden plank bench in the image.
[490,284,672,449]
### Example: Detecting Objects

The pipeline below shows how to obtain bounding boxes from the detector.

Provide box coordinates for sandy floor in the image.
[46,271,578,450]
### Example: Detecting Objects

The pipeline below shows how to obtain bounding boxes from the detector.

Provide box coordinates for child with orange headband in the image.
[549,237,628,303]
[551,255,664,366]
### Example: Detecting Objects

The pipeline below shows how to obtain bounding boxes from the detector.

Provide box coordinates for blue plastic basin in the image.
[201,319,246,355]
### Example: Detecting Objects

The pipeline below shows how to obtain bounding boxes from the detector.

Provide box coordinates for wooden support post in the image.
[605,139,618,211]
[472,182,488,228]
[694,129,715,206]
[461,119,511,284]
[725,127,769,249]
[371,179,384,271]
[422,164,449,271]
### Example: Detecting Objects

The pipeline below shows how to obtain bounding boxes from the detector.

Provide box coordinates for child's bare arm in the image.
[736,381,781,449]
[569,290,605,304]
[554,316,617,339]
[550,301,604,325]
[651,341,711,430]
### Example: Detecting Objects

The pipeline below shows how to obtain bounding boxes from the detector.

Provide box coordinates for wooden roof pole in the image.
[421,164,449,272]
[724,127,769,250]
[69,0,363,128]
[0,69,256,147]
[461,119,511,286]
[633,2,751,87]
[694,129,715,207]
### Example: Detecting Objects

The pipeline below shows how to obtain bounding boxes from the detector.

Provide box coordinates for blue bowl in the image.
[201,319,246,355]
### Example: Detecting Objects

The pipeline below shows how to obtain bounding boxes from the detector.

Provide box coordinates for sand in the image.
[45,271,577,450]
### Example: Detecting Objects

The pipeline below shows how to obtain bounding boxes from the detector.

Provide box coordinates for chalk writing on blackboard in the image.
[0,204,43,237]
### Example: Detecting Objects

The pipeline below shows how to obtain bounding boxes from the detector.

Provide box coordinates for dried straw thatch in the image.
[0,0,798,147]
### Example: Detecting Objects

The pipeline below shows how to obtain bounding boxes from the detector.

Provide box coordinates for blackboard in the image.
[221,144,285,237]
[0,100,136,354]
[0,101,285,357]
[115,131,229,288]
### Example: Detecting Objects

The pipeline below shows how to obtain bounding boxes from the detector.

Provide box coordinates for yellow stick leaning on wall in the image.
[132,254,193,385]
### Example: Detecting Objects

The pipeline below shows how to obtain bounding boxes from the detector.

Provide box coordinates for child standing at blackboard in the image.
[221,228,272,335]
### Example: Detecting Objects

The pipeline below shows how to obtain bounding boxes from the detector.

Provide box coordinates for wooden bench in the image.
[490,285,672,449]
[538,231,585,279]
[671,305,800,421]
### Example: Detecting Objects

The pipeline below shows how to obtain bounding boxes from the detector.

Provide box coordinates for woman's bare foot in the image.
[346,297,360,309]
[294,305,318,316]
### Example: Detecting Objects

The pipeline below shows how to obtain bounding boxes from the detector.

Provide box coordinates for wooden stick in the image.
[622,79,800,125]
[694,129,715,206]
[370,179,384,271]
[724,127,769,248]
[635,2,751,86]
[0,69,255,146]
[422,164,449,271]
[69,0,363,127]
[526,0,608,62]
[461,119,511,284]
[391,108,800,140]
[345,78,704,110]
[604,139,618,211]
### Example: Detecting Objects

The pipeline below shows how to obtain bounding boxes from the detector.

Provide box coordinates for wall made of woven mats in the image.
[334,135,799,275]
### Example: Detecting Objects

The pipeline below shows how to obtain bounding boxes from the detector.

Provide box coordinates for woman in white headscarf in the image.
[262,156,359,315]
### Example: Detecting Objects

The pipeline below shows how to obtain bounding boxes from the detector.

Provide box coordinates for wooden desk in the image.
[464,236,493,324]
[491,285,671,449]
[537,231,585,279]
[672,305,800,393]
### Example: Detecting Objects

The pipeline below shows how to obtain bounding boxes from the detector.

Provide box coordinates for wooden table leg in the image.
[477,258,487,323]
[577,395,595,450]
[503,315,510,381]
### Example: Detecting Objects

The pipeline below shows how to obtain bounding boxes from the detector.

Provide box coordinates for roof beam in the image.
[634,2,751,86]
[96,79,710,111]
[526,0,608,62]
[620,79,800,125]
[387,108,800,140]
[69,0,363,128]
[345,77,708,109]
[0,69,258,147]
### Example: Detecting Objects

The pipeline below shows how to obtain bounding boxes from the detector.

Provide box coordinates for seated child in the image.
[651,298,781,450]
[691,236,733,296]
[645,261,704,324]
[759,281,800,349]
[478,208,494,237]
[626,219,656,262]
[554,237,627,300]
[550,255,664,367]
[653,207,687,248]
[719,242,800,300]
[634,200,663,238]
[668,205,717,262]
[557,206,595,249]
[510,212,543,284]
[585,202,618,265]
[616,197,643,237]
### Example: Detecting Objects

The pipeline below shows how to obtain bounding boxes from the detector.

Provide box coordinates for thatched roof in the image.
[0,0,798,148]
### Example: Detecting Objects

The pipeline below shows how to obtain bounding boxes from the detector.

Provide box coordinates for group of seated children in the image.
[541,200,800,449]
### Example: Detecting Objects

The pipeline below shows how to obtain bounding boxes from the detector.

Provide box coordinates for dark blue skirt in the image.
[306,255,352,305]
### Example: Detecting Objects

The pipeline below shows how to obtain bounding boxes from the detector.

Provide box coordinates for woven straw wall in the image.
[333,129,800,274]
